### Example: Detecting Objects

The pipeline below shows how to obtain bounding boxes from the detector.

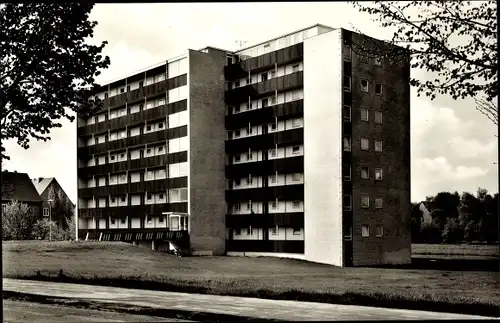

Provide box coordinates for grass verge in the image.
[3,241,500,317]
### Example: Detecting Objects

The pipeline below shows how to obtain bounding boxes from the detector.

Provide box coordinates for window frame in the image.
[361,137,370,151]
[375,111,383,124]
[374,83,383,96]
[375,140,383,152]
[361,167,370,179]
[375,168,383,181]
[343,105,352,122]
[376,225,384,237]
[360,79,369,93]
[343,75,352,92]
[375,196,383,209]
[361,224,370,237]
[360,108,369,122]
[361,194,370,208]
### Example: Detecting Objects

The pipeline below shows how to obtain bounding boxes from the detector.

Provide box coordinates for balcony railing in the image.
[77,228,189,244]
[77,125,187,157]
[226,240,304,253]
[78,203,188,218]
[224,43,303,80]
[77,151,187,178]
[78,177,188,198]
[225,71,303,105]
[225,212,304,228]
[225,156,303,179]
[225,127,303,154]
[225,184,304,202]
[78,100,187,136]
[225,100,303,130]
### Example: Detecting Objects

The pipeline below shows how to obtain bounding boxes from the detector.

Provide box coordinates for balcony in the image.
[224,43,303,80]
[225,127,303,154]
[78,203,188,218]
[225,212,304,228]
[225,100,303,130]
[77,125,187,157]
[77,228,189,244]
[78,151,187,178]
[225,71,303,105]
[78,100,187,136]
[226,240,304,253]
[78,176,188,198]
[92,74,187,111]
[225,184,304,202]
[225,156,303,180]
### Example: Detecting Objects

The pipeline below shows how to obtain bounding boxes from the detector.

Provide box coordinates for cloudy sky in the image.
[3,2,498,204]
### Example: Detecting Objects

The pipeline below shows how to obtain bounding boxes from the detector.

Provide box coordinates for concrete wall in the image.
[303,29,344,266]
[349,31,411,266]
[188,48,228,256]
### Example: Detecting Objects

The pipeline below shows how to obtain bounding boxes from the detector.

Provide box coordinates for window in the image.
[292,201,300,208]
[111,219,116,225]
[159,122,164,129]
[261,72,268,82]
[269,70,276,78]
[147,148,152,154]
[291,118,300,128]
[110,155,115,161]
[376,225,384,237]
[120,174,126,181]
[361,108,369,122]
[361,138,369,150]
[120,153,125,159]
[292,64,300,72]
[362,225,370,237]
[104,93,108,99]
[158,146,164,152]
[291,173,301,182]
[293,228,301,235]
[269,149,277,157]
[146,125,152,131]
[270,122,277,130]
[235,80,240,87]
[270,226,277,235]
[127,85,130,92]
[159,217,164,223]
[121,196,126,202]
[235,179,241,186]
[270,97,276,105]
[246,227,253,235]
[343,164,351,181]
[147,215,152,223]
[344,226,353,241]
[361,195,370,208]
[246,152,252,161]
[343,105,351,121]
[292,146,300,155]
[234,130,241,138]
[270,175,277,183]
[235,228,241,235]
[234,204,241,211]
[343,137,351,151]
[234,154,241,162]
[375,197,383,209]
[375,111,383,124]
[375,140,383,152]
[270,201,277,209]
[375,168,383,181]
[43,208,49,216]
[120,88,124,93]
[111,197,116,203]
[147,193,152,200]
[361,167,370,179]
[374,57,382,66]
[360,79,369,92]
[159,193,164,199]
[292,91,300,100]
[343,75,351,91]
[374,83,383,95]
[139,81,144,88]
[120,218,126,224]
[343,195,352,211]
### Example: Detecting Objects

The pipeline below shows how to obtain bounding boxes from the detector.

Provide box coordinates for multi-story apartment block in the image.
[77,24,411,266]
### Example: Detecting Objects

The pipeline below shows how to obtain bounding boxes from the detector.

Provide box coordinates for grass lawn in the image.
[3,241,500,316]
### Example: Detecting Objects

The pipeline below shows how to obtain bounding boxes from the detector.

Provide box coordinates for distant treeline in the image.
[411,188,499,244]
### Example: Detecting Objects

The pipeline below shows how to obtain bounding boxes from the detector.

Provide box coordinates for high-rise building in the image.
[77,24,411,266]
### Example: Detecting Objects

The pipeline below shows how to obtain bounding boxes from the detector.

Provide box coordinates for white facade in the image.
[303,28,343,266]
